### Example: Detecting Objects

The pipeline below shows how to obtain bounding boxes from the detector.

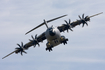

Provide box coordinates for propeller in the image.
[78,14,88,27]
[2,42,27,59]
[15,42,27,56]
[78,12,103,27]
[29,34,40,47]
[64,19,73,32]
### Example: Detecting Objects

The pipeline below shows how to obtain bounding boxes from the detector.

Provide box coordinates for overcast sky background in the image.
[0,0,105,70]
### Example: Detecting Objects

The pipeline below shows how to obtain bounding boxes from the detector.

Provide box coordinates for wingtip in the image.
[2,57,6,59]
[64,14,68,16]
[2,51,15,59]
[25,33,27,35]
[25,32,29,35]
[89,12,103,18]
[101,12,103,14]
[2,56,7,59]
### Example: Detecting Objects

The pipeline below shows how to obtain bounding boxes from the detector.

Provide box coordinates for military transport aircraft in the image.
[2,12,103,59]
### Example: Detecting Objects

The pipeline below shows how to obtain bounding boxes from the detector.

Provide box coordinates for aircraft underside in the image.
[46,35,68,52]
[2,12,103,59]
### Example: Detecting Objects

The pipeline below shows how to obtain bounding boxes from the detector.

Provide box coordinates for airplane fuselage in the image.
[45,26,68,51]
[45,27,61,47]
[45,27,61,42]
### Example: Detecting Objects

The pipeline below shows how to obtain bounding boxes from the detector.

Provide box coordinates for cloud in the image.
[55,57,105,63]
[0,0,105,70]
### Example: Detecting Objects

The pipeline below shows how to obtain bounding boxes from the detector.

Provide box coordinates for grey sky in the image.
[0,0,105,70]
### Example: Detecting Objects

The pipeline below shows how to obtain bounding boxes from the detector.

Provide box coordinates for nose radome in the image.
[49,30,56,36]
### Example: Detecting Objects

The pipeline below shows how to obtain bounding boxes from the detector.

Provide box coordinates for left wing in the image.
[24,32,46,49]
[58,12,103,32]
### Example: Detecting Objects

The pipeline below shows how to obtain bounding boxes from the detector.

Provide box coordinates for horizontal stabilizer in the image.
[25,14,67,35]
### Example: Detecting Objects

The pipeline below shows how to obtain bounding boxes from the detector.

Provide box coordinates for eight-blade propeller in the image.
[64,19,73,32]
[78,14,88,27]
[15,42,27,56]
[29,34,40,47]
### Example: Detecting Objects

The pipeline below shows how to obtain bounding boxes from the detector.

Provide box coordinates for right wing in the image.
[22,32,46,49]
[57,20,82,32]
[2,32,46,59]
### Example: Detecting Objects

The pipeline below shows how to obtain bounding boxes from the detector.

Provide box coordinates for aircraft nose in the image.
[49,29,56,36]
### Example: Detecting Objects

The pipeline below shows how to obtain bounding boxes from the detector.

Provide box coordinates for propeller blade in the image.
[31,35,34,40]
[78,15,82,19]
[89,12,103,18]
[69,19,71,24]
[64,20,68,24]
[85,22,88,26]
[82,23,85,27]
[17,44,21,48]
[67,29,69,33]
[37,43,40,47]
[23,50,27,54]
[25,14,67,35]
[21,51,23,56]
[82,14,84,19]
[35,34,37,39]
[21,42,23,47]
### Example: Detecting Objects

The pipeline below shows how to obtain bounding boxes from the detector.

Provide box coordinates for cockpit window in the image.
[48,27,53,31]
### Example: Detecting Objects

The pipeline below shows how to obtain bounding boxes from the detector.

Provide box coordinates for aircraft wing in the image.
[57,19,88,32]
[57,22,77,32]
[21,32,46,49]
[2,32,46,59]
[58,12,103,32]
[57,24,69,32]
[25,15,67,35]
